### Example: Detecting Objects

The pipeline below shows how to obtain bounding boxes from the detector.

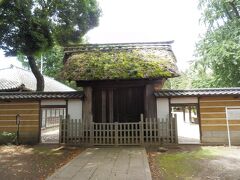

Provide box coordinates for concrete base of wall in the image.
[0,131,39,145]
[202,131,240,145]
[19,132,39,144]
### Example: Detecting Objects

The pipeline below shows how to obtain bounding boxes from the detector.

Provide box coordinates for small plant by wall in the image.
[0,132,17,145]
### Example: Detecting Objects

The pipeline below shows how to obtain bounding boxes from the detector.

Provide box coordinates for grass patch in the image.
[157,147,223,179]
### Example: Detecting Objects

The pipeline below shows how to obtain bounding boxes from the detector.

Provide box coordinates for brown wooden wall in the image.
[0,100,40,144]
[199,96,240,144]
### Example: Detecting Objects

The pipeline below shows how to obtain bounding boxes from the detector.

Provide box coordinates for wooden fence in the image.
[59,115,178,146]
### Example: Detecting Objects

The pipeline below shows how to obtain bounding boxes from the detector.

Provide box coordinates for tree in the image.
[0,0,101,91]
[18,45,64,77]
[196,0,240,87]
[163,71,192,89]
[163,61,216,89]
[18,45,79,89]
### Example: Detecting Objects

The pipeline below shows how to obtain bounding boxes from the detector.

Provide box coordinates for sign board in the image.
[226,108,240,120]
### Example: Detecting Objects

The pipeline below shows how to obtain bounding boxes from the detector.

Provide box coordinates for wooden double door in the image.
[92,87,144,123]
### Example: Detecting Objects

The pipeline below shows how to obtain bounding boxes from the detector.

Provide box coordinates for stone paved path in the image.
[47,147,152,180]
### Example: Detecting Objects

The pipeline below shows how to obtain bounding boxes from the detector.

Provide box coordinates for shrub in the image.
[0,132,17,145]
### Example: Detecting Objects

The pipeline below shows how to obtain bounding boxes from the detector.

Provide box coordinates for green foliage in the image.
[63,50,176,80]
[190,62,215,88]
[196,0,240,87]
[0,0,100,90]
[0,132,16,145]
[164,62,216,89]
[0,0,101,56]
[163,71,192,89]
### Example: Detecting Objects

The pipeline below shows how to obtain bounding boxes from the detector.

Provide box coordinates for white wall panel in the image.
[41,100,66,106]
[171,97,198,104]
[68,100,82,119]
[156,98,169,120]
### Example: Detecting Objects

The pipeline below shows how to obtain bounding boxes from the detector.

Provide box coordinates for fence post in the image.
[174,114,178,144]
[59,115,63,144]
[66,114,70,144]
[115,122,118,146]
[63,115,70,144]
[140,114,144,145]
[157,118,161,144]
[170,116,174,143]
[90,115,94,145]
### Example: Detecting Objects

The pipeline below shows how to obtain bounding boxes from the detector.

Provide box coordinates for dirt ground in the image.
[0,144,84,180]
[148,145,240,180]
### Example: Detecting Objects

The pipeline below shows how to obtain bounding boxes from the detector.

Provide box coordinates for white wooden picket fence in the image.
[59,115,178,146]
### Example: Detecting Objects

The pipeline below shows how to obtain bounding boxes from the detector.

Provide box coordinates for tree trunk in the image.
[27,55,44,91]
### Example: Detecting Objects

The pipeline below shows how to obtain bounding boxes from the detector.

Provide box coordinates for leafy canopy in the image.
[196,0,240,87]
[0,0,101,56]
[0,0,100,91]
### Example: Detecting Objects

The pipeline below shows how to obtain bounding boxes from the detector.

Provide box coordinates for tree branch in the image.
[229,1,240,18]
[223,3,233,20]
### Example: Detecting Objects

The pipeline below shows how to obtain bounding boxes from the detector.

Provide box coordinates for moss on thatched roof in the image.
[63,43,178,81]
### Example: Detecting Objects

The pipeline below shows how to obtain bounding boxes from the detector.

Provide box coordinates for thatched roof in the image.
[62,42,178,81]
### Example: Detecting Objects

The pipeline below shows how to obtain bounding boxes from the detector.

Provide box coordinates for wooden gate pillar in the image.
[83,87,92,124]
[144,84,157,118]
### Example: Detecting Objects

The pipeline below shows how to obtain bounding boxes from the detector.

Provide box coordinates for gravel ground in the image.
[41,126,59,143]
[148,146,240,180]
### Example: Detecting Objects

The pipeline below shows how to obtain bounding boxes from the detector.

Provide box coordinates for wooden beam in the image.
[144,84,157,118]
[82,87,92,124]
[102,90,106,123]
[109,89,114,123]
[76,78,163,87]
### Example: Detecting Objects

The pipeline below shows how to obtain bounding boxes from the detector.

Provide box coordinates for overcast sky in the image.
[0,0,205,71]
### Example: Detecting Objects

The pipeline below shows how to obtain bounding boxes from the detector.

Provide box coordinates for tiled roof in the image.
[154,88,240,97]
[0,65,75,92]
[0,91,83,100]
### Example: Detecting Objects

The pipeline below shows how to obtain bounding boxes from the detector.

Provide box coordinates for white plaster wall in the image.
[41,100,66,105]
[171,97,198,104]
[156,98,169,120]
[68,100,82,120]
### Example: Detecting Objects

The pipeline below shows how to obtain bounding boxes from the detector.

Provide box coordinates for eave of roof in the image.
[154,88,240,97]
[0,91,83,100]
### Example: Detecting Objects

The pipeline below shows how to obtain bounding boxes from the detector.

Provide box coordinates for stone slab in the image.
[47,147,152,180]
